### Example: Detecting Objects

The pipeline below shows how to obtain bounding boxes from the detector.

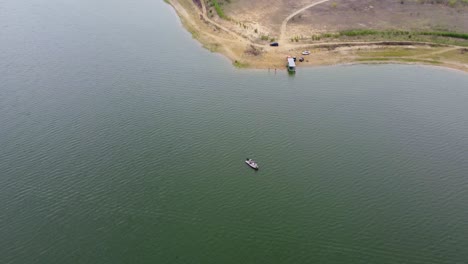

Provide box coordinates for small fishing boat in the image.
[245,158,259,170]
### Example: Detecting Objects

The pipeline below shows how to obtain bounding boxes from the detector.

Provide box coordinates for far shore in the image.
[166,0,468,73]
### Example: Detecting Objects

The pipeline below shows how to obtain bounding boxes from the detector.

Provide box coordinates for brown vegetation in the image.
[244,45,263,56]
[167,0,468,72]
[289,0,468,37]
[192,0,202,9]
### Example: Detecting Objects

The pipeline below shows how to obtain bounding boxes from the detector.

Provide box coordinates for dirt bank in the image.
[166,0,468,73]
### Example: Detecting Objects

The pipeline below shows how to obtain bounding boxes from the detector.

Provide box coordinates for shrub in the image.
[419,31,468,39]
[211,0,226,19]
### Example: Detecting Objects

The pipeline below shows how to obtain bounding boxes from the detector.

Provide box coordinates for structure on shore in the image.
[287,57,296,73]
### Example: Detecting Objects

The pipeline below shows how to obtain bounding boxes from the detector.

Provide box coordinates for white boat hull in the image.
[245,159,259,170]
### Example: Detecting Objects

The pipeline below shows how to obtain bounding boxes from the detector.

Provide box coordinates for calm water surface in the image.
[1,0,468,263]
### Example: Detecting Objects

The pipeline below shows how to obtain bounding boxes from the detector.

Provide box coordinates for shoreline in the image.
[166,0,468,73]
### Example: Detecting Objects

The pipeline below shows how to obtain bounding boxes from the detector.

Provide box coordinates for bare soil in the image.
[167,0,468,72]
[289,0,468,37]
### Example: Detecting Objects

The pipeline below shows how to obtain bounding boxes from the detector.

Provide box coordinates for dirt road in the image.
[167,0,467,72]
[279,0,332,43]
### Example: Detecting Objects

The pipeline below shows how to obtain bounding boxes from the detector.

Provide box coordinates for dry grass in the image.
[288,0,468,35]
[168,0,468,72]
[356,57,442,64]
[356,47,436,57]
[423,48,468,63]
[213,0,468,45]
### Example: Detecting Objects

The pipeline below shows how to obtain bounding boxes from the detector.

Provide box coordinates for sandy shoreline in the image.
[166,0,468,73]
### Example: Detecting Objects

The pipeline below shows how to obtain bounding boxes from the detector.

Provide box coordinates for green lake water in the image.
[1,0,468,263]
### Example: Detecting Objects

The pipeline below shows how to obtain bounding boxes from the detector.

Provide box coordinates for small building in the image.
[287,57,296,73]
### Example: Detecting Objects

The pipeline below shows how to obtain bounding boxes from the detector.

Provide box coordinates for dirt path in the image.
[168,0,239,59]
[198,0,261,45]
[280,41,451,52]
[200,0,207,15]
[197,0,332,49]
[168,0,467,72]
[279,0,332,44]
[409,46,459,58]
[171,0,243,43]
[198,1,240,41]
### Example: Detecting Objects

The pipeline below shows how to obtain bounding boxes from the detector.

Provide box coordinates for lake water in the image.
[1,0,468,263]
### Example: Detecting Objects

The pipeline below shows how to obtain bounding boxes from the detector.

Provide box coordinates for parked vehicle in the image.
[286,57,296,73]
[270,42,279,47]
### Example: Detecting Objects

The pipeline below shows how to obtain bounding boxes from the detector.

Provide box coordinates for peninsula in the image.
[167,0,468,72]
